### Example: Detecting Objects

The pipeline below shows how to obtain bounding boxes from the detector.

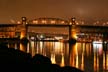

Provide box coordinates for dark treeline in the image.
[0,42,83,72]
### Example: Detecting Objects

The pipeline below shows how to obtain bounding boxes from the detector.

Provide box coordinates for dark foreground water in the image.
[7,40,108,72]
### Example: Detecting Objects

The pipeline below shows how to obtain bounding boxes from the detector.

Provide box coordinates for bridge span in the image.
[0,17,108,42]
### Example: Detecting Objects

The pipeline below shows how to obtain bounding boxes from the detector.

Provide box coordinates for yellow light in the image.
[33,20,38,24]
[61,21,65,24]
[20,30,26,39]
[20,43,26,52]
[42,20,47,24]
[60,53,65,67]
[51,53,56,64]
[17,21,21,24]
[69,22,72,25]
[51,20,56,24]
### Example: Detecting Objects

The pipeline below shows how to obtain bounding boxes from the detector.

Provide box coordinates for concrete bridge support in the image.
[20,17,27,39]
[69,18,77,43]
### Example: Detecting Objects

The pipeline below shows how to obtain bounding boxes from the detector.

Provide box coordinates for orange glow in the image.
[103,52,105,70]
[10,32,15,38]
[51,20,56,24]
[70,43,78,67]
[75,55,79,68]
[106,53,108,70]
[60,53,65,67]
[81,53,84,70]
[71,30,77,39]
[42,20,47,24]
[33,20,38,24]
[20,30,26,39]
[20,43,26,52]
[94,53,99,71]
[61,21,65,24]
[31,41,35,56]
[103,52,108,70]
[51,53,56,64]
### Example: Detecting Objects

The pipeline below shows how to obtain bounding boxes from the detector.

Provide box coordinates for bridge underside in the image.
[27,26,69,40]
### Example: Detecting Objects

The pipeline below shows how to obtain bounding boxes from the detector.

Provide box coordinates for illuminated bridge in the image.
[0,17,108,42]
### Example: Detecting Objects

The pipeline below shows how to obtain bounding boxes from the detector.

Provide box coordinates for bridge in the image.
[0,17,108,42]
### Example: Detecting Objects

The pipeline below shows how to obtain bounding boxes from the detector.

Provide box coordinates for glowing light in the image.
[60,53,65,67]
[31,41,35,56]
[93,41,103,44]
[33,20,38,24]
[94,53,99,71]
[76,22,79,25]
[51,20,56,24]
[20,43,26,52]
[55,36,63,40]
[69,22,72,25]
[106,54,108,70]
[81,53,84,70]
[17,21,21,24]
[54,42,63,54]
[42,20,47,24]
[103,52,105,70]
[61,21,65,24]
[71,31,77,39]
[20,31,26,39]
[51,53,56,64]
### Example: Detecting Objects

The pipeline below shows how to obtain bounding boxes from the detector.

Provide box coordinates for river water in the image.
[7,40,108,72]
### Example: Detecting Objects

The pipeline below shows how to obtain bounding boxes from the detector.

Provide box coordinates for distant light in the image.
[33,20,38,24]
[81,21,84,24]
[51,20,56,24]
[55,36,63,40]
[93,41,102,44]
[61,21,65,24]
[42,20,47,24]
[17,21,21,24]
[40,34,44,39]
[106,22,108,24]
[69,22,72,25]
[76,22,79,25]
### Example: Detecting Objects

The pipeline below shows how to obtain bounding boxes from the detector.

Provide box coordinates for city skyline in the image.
[0,0,108,23]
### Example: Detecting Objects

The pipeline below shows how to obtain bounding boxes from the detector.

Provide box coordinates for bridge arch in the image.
[28,17,69,25]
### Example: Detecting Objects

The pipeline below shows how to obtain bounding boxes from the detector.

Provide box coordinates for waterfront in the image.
[6,40,108,72]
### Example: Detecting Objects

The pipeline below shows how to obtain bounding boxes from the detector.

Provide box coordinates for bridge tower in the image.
[69,17,77,43]
[20,17,27,39]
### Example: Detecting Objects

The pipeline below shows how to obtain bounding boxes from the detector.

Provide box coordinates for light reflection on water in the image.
[7,41,108,72]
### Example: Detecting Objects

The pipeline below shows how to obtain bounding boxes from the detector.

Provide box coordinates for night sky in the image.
[0,0,108,23]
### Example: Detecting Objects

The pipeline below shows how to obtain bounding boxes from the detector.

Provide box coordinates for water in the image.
[7,40,108,72]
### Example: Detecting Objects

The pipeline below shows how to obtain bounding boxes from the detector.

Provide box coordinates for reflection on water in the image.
[7,40,108,72]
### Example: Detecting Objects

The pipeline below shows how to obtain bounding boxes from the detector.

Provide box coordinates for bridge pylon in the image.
[69,17,77,44]
[20,17,27,39]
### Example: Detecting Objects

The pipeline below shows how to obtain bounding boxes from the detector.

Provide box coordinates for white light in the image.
[55,36,63,40]
[93,41,103,44]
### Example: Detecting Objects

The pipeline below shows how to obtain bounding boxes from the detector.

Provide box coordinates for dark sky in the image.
[0,0,108,23]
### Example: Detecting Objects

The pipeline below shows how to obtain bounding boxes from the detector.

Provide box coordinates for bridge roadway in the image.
[0,23,108,42]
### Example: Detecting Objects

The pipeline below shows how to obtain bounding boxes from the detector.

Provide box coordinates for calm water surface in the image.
[7,40,108,72]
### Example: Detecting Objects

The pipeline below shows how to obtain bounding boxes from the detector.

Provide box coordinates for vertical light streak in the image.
[60,53,65,67]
